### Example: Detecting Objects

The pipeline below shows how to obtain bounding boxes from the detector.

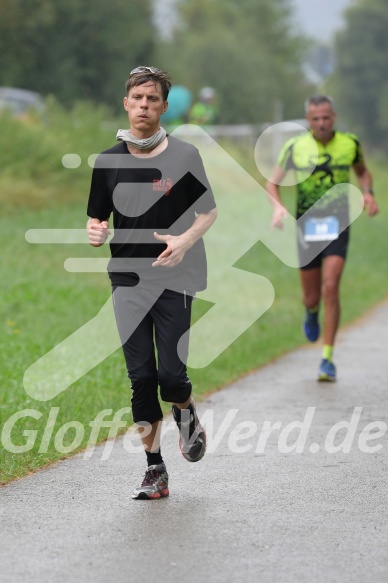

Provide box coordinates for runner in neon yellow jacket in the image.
[266,95,379,382]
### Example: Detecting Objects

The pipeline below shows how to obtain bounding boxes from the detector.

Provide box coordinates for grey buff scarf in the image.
[116,127,167,150]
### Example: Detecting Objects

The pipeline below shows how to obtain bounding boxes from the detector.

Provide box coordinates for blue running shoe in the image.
[318,358,336,382]
[304,309,320,342]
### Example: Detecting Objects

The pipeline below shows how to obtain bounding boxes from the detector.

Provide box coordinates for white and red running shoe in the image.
[132,464,169,500]
[172,399,206,463]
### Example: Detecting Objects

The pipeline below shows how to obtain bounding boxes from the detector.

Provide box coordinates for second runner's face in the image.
[306,102,336,143]
[123,81,168,137]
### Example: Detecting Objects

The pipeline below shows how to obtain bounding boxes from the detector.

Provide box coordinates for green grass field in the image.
[1,107,387,484]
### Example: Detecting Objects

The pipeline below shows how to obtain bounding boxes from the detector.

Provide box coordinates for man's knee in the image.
[158,371,192,404]
[128,372,160,423]
[322,279,340,303]
[129,371,158,392]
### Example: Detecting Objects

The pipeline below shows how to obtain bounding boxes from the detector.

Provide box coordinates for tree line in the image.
[331,0,388,148]
[0,0,156,107]
[0,0,387,146]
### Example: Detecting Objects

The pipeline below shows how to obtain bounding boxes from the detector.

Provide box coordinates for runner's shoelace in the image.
[141,469,159,486]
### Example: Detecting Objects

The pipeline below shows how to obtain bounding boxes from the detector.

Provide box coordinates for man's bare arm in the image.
[266,165,289,229]
[353,161,379,217]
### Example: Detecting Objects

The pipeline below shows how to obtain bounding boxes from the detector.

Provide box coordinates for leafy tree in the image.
[332,0,388,147]
[156,0,311,124]
[0,0,156,109]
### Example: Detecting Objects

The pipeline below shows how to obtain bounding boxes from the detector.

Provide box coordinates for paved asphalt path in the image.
[1,302,388,583]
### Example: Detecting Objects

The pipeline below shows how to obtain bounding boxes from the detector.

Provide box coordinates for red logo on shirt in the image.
[153,178,173,195]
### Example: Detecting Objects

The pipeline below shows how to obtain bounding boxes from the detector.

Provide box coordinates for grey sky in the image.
[292,0,352,41]
[154,0,353,42]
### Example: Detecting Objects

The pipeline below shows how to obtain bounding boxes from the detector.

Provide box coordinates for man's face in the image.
[306,102,336,142]
[123,81,168,137]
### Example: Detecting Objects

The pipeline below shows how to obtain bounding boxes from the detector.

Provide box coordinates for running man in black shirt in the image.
[87,66,217,499]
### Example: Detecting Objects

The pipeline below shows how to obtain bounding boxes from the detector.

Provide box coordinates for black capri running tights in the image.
[112,286,193,425]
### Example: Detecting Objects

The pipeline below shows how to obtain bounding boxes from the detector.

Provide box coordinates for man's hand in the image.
[362,192,379,217]
[87,219,111,247]
[271,204,288,230]
[152,232,191,268]
[152,208,217,268]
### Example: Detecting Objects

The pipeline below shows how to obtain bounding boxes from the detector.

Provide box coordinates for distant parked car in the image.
[0,87,45,119]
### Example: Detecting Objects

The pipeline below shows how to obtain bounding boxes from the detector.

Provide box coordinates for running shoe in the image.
[304,308,320,342]
[131,463,169,500]
[172,399,206,463]
[318,358,336,382]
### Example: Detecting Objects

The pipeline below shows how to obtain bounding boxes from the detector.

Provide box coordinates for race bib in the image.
[304,216,339,241]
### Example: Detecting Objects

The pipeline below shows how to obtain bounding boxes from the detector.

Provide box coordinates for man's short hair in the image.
[125,67,172,101]
[304,94,334,114]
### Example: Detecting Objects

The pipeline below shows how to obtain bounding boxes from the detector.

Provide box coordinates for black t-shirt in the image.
[87,136,216,291]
